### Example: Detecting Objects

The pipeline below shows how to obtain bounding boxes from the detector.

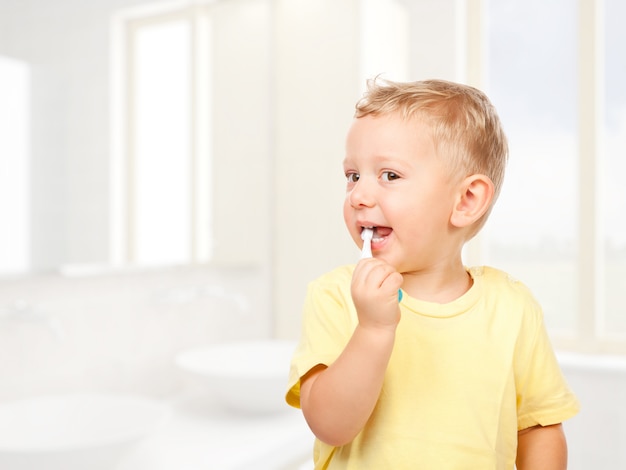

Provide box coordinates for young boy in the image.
[285,78,579,469]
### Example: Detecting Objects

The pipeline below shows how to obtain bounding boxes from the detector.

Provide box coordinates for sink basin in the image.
[176,339,297,414]
[0,393,169,470]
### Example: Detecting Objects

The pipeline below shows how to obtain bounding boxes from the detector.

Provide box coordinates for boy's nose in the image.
[348,179,375,208]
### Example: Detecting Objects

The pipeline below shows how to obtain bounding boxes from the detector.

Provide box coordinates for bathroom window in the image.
[482,0,626,350]
[0,56,30,275]
[112,6,213,267]
[483,0,578,334]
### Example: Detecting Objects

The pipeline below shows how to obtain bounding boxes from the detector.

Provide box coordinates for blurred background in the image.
[0,0,624,468]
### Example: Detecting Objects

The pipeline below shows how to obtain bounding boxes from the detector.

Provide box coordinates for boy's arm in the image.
[300,323,395,446]
[300,258,402,447]
[516,423,568,470]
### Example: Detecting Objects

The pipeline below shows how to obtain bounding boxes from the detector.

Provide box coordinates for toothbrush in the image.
[361,227,373,259]
[360,226,403,302]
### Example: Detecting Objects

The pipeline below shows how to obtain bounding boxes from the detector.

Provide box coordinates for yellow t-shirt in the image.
[286,265,580,470]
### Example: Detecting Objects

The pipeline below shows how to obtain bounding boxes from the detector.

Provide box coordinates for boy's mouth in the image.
[361,226,393,243]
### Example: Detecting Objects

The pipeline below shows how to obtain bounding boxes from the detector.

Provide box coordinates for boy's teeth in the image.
[362,226,391,241]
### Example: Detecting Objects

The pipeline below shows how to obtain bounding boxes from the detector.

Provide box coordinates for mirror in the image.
[1,0,119,275]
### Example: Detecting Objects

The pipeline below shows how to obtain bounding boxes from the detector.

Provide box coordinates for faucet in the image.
[155,284,250,313]
[198,285,250,313]
[0,299,65,339]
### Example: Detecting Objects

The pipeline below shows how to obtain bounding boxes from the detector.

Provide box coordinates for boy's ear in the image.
[450,174,495,229]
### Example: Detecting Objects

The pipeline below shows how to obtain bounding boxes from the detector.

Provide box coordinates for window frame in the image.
[110,4,213,268]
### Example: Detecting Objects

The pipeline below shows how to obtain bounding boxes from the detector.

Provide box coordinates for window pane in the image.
[484,0,578,334]
[133,20,191,266]
[603,0,626,336]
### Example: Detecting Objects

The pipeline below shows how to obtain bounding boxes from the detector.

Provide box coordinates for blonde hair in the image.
[355,78,509,236]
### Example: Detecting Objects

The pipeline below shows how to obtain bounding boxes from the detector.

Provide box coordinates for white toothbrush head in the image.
[360,227,373,259]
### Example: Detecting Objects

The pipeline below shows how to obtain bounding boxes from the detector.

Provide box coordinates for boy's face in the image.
[343,113,461,274]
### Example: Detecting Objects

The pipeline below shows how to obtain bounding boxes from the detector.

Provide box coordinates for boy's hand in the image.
[351,258,403,330]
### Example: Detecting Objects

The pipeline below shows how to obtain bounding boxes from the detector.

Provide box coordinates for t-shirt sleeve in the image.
[285,267,356,409]
[514,301,580,430]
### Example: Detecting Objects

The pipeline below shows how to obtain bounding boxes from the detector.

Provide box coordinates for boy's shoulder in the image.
[470,265,541,308]
[470,265,527,288]
[311,264,356,286]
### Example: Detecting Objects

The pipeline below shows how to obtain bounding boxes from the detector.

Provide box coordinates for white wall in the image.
[272,0,361,339]
[210,0,273,268]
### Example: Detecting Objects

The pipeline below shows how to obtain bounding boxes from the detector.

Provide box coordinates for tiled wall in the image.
[0,265,271,401]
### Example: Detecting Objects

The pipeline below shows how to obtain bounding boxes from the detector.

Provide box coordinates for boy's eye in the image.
[381,171,399,182]
[346,172,360,183]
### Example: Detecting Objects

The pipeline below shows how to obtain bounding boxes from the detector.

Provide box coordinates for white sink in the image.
[0,393,169,470]
[176,339,297,414]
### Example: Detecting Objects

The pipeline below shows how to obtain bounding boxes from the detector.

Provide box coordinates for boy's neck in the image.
[401,261,472,304]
